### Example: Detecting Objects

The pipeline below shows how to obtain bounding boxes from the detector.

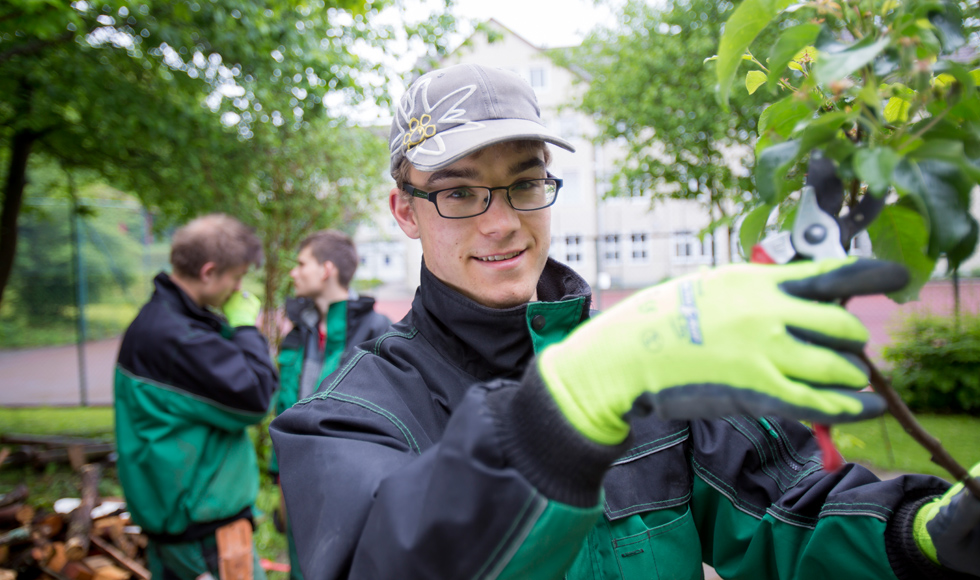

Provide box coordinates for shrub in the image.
[883,313,980,415]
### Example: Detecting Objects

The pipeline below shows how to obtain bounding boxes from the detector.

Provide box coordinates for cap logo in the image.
[392,78,484,164]
[404,114,436,152]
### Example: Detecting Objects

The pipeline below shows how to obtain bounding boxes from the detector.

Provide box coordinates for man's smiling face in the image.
[390,141,552,309]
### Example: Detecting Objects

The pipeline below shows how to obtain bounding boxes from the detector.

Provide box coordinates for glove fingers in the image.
[770,297,870,345]
[779,258,909,301]
[650,379,884,422]
[769,337,870,389]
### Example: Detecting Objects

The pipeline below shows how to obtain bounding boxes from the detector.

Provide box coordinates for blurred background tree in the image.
[556,0,773,256]
[1,0,457,315]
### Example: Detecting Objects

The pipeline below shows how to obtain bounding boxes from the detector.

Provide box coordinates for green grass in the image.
[834,414,980,481]
[0,406,116,438]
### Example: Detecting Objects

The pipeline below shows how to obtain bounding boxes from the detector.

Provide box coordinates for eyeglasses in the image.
[403,177,563,219]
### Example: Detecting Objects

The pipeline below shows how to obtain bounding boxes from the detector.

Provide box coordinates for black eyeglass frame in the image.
[402,175,563,219]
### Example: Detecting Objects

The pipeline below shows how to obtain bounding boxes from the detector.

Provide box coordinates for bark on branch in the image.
[859,351,980,498]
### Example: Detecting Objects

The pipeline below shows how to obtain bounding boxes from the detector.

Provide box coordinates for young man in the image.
[271,230,391,580]
[271,64,980,579]
[115,214,278,580]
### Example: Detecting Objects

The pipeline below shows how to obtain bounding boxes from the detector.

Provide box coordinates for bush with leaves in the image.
[884,313,980,415]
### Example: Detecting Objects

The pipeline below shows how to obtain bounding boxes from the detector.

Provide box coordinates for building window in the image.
[529,66,548,89]
[603,234,621,264]
[630,233,649,262]
[671,231,713,264]
[565,235,583,263]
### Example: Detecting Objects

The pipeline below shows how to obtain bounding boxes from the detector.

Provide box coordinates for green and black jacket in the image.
[269,295,391,475]
[115,272,279,542]
[271,260,954,580]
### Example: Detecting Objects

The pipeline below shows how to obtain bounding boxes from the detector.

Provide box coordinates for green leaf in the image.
[738,203,774,258]
[758,97,812,137]
[884,97,911,123]
[755,139,800,203]
[893,159,975,258]
[813,36,892,84]
[716,0,795,106]
[853,147,901,196]
[925,2,966,53]
[867,204,937,303]
[947,216,979,271]
[908,139,980,181]
[746,70,768,94]
[798,111,851,154]
[766,23,821,91]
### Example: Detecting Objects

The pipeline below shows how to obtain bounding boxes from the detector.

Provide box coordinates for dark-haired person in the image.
[114,213,279,580]
[272,65,980,580]
[270,229,390,580]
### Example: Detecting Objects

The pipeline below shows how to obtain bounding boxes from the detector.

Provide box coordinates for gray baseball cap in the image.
[389,63,575,178]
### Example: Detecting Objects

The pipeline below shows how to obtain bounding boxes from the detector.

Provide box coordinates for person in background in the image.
[272,64,980,580]
[115,213,278,580]
[270,229,391,580]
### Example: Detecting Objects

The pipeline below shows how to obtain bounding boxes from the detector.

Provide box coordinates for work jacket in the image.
[271,259,952,579]
[115,272,279,541]
[270,295,391,474]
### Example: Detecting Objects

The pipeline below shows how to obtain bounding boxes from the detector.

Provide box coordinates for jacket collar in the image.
[152,272,224,329]
[286,295,377,331]
[412,258,592,381]
[285,297,321,330]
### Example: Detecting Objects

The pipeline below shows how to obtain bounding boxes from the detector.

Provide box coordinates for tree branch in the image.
[0,32,73,64]
[859,351,980,497]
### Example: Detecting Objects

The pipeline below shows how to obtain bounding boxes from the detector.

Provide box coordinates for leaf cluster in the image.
[717,0,980,301]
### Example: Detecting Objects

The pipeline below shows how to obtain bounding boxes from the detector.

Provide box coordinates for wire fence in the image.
[0,199,168,405]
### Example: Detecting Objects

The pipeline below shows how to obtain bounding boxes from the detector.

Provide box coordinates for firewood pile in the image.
[0,436,148,580]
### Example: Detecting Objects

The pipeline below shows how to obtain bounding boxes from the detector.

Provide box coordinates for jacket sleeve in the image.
[270,362,619,580]
[164,324,279,429]
[688,415,959,580]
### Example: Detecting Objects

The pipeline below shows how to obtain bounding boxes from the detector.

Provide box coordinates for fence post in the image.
[69,185,88,407]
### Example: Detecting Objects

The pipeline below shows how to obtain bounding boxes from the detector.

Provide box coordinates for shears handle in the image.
[751,243,843,472]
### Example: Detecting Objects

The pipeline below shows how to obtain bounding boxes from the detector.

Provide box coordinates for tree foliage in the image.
[0,0,457,308]
[556,0,771,241]
[717,0,980,302]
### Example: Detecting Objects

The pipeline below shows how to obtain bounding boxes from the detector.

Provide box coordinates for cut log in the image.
[67,446,87,472]
[88,535,149,580]
[47,542,68,574]
[65,464,102,561]
[62,560,95,580]
[0,484,28,508]
[0,502,34,527]
[0,526,29,547]
[33,512,66,540]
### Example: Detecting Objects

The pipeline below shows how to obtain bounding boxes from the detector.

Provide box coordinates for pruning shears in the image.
[751,152,885,471]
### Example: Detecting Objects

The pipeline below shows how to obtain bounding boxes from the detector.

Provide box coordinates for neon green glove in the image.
[538,258,909,445]
[222,291,260,327]
[914,462,980,575]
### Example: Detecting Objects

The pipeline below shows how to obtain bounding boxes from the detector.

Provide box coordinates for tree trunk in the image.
[0,130,36,307]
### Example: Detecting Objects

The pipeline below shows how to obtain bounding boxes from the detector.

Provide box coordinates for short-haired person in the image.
[115,213,279,580]
[270,229,391,580]
[271,65,980,579]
